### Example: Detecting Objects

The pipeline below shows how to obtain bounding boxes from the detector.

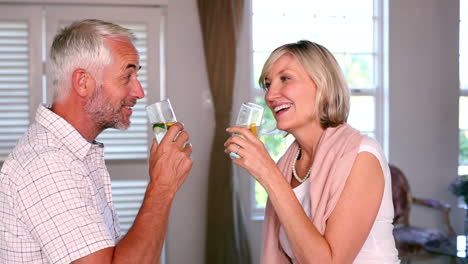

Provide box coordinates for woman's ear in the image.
[72,68,94,97]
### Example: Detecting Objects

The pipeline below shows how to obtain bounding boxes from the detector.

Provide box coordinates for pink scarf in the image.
[261,124,364,263]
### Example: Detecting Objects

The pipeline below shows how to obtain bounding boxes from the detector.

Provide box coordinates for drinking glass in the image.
[229,102,264,159]
[146,98,177,143]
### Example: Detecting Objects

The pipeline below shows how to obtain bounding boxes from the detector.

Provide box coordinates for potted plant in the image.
[450,175,468,205]
[449,175,468,235]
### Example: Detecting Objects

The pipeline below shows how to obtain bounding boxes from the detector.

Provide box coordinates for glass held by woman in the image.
[229,102,264,159]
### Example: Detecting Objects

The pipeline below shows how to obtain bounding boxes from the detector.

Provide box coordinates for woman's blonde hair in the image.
[259,40,349,128]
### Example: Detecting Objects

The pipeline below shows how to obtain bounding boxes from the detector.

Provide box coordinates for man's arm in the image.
[73,123,192,264]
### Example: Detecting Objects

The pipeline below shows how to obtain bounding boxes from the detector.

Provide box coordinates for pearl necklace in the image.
[292,148,312,183]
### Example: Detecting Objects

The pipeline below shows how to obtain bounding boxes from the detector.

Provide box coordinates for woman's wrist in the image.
[259,166,286,195]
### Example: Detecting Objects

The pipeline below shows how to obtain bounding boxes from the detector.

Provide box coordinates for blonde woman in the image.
[225,40,399,263]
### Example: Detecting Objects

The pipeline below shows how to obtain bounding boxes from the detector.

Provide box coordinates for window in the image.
[0,4,163,161]
[460,0,468,175]
[0,20,30,160]
[251,0,383,212]
[0,6,42,161]
[44,6,164,160]
[110,179,166,263]
[111,180,147,234]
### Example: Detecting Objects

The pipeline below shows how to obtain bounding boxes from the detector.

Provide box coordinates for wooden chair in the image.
[390,164,456,263]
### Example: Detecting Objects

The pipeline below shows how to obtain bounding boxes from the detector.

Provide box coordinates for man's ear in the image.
[72,68,94,97]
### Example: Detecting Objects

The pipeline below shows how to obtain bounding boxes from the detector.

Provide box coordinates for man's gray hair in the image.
[50,19,136,102]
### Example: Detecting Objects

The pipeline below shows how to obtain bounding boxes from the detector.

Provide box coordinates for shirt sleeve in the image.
[14,154,115,264]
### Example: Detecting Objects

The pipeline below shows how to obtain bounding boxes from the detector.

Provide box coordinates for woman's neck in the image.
[292,121,325,162]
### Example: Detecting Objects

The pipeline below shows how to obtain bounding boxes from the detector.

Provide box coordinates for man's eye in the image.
[124,75,132,82]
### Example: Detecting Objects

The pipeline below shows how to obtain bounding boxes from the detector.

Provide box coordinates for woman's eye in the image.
[263,82,271,91]
[280,76,290,82]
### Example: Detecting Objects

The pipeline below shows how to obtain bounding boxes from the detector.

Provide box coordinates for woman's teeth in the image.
[274,104,292,113]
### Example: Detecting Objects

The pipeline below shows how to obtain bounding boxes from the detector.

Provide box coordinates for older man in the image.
[0,19,192,264]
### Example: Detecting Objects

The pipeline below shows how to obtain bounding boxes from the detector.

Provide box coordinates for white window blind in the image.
[0,21,30,160]
[45,5,162,161]
[0,21,151,161]
[111,180,167,264]
[0,4,164,164]
[111,180,147,235]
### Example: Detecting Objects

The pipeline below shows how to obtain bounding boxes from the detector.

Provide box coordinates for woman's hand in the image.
[224,126,279,185]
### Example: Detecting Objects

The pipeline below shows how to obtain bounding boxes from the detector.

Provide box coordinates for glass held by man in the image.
[146,98,177,143]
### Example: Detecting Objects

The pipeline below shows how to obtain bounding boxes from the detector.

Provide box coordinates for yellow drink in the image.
[229,123,259,159]
[249,123,258,136]
[152,122,175,143]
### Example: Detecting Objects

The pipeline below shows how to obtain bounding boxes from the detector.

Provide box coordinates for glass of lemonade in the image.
[229,102,264,159]
[146,98,177,143]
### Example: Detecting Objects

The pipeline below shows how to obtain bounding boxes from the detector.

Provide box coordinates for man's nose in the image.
[132,79,145,99]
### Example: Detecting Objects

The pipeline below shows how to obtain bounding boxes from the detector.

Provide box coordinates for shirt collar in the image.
[35,104,103,160]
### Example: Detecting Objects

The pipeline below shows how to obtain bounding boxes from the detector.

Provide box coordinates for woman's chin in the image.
[276,123,290,133]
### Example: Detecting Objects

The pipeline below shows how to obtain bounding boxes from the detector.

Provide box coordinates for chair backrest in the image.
[389,164,412,225]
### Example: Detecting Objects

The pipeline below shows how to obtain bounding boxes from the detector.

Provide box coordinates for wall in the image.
[165,0,213,264]
[388,0,463,235]
[388,0,462,262]
[234,3,264,263]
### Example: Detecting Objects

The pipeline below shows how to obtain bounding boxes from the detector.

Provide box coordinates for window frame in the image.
[3,0,167,5]
[460,91,468,174]
[248,0,386,219]
[0,1,167,162]
[44,5,163,160]
[460,0,467,175]
[0,5,43,160]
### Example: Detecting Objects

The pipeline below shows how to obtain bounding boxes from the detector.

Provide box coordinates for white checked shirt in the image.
[0,105,120,264]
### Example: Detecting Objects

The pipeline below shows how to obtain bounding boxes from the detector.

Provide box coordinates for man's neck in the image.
[51,99,102,142]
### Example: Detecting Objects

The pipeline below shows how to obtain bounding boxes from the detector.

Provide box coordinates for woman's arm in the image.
[270,152,384,264]
[225,127,384,264]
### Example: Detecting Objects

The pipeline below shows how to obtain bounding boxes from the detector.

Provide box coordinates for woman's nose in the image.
[265,83,280,102]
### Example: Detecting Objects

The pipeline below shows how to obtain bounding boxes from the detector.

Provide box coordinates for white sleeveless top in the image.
[279,136,400,263]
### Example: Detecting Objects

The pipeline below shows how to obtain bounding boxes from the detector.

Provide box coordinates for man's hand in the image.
[148,122,193,197]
